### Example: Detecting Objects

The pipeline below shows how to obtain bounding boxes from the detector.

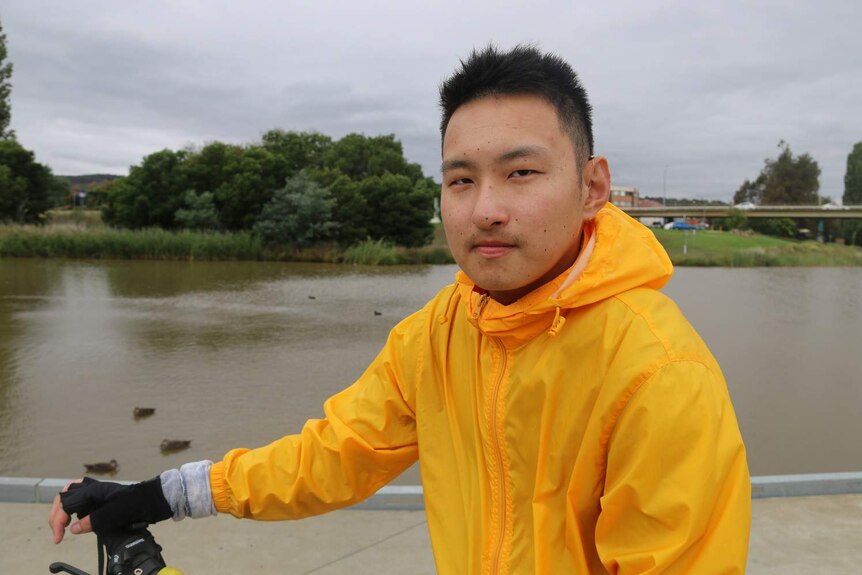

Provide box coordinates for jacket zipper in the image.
[489,335,507,574]
[473,292,490,321]
[473,292,508,574]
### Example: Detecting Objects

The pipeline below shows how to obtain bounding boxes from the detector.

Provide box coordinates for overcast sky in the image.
[3,1,861,202]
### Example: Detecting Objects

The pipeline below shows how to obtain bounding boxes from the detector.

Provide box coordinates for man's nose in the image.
[471,183,509,229]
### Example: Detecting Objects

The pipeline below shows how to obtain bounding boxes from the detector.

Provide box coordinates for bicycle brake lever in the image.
[48,562,90,575]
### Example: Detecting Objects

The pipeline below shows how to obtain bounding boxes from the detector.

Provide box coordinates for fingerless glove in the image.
[60,476,173,534]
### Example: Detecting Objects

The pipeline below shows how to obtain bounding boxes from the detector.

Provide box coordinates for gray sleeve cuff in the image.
[160,460,217,520]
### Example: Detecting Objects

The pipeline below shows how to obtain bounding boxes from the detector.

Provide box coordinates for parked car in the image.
[665,220,708,230]
[733,201,756,210]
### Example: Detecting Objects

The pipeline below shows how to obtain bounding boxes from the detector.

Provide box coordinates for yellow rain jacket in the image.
[210,204,751,573]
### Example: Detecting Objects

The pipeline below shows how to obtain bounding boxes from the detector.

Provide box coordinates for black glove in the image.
[60,476,173,534]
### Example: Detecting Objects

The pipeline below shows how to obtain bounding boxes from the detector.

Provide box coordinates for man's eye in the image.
[449,178,472,186]
[511,169,536,178]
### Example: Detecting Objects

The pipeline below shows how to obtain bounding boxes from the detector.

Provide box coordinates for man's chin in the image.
[465,274,530,304]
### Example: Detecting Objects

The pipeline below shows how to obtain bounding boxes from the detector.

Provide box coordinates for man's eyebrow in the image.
[441,158,475,174]
[497,145,551,163]
[441,145,551,174]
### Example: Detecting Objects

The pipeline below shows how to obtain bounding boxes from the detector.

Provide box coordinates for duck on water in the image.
[133,407,156,419]
[83,459,118,474]
[160,439,191,453]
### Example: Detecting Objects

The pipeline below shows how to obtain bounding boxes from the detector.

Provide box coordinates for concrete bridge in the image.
[619,205,862,220]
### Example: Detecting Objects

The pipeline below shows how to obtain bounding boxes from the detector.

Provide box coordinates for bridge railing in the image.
[619,205,862,219]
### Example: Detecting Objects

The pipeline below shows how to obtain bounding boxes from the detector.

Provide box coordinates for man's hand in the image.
[48,476,173,544]
[49,479,89,544]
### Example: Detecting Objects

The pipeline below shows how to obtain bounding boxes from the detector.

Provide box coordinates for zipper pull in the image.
[472,293,490,321]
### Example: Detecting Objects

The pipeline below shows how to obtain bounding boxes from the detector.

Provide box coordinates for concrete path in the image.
[2,494,861,574]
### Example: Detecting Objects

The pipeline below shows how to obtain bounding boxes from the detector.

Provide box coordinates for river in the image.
[0,259,860,484]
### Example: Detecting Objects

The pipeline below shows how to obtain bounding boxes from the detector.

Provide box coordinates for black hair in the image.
[439,44,594,165]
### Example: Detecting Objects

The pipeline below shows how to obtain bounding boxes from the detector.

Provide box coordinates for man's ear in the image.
[581,156,611,219]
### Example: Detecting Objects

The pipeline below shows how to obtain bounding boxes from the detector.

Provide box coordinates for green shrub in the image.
[749,217,797,238]
[175,191,220,231]
[720,209,749,231]
[253,172,338,247]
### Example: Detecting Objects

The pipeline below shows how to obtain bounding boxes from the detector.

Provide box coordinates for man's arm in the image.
[596,361,751,574]
[50,312,425,541]
[209,312,423,520]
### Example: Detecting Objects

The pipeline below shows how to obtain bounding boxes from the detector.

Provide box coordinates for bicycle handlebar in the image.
[48,525,184,575]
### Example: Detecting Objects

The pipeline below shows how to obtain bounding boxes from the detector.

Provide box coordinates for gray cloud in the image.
[4,0,861,201]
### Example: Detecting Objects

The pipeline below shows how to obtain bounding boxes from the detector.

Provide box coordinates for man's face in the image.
[441,94,594,305]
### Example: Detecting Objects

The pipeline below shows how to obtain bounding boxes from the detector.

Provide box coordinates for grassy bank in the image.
[653,229,862,266]
[0,225,265,260]
[0,225,456,265]
[2,221,860,266]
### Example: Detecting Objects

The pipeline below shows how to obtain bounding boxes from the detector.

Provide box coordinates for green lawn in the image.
[653,229,862,266]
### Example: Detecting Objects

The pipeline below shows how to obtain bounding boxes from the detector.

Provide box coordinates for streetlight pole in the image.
[662,164,669,207]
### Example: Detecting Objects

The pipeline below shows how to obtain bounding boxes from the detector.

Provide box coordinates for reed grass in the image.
[339,239,400,265]
[0,226,264,261]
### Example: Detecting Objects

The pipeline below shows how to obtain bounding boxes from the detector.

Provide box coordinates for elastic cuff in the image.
[209,460,233,514]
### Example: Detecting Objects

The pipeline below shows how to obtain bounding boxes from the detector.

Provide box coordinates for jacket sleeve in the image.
[595,360,751,574]
[209,313,423,520]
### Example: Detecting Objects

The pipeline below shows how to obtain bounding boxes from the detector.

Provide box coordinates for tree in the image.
[209,144,288,231]
[732,174,765,205]
[356,173,436,247]
[103,143,289,231]
[48,175,70,208]
[0,140,53,222]
[102,149,189,228]
[844,142,862,206]
[253,171,338,246]
[261,130,332,175]
[760,141,820,205]
[180,141,235,197]
[838,142,862,246]
[175,191,220,230]
[98,130,436,244]
[0,17,13,140]
[307,168,369,246]
[735,142,820,206]
[322,133,425,182]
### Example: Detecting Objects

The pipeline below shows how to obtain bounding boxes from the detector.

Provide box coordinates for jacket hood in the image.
[451,203,673,347]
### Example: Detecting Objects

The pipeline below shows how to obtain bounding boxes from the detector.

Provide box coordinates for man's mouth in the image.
[472,241,515,258]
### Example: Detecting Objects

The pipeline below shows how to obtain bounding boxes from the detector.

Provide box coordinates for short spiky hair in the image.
[439,44,594,166]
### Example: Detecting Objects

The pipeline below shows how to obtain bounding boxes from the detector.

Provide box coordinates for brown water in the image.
[662,267,862,477]
[1,259,860,483]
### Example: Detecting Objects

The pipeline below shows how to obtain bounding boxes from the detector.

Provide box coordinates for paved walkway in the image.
[2,494,861,574]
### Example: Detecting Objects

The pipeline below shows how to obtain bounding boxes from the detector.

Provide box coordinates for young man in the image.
[51,45,750,573]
